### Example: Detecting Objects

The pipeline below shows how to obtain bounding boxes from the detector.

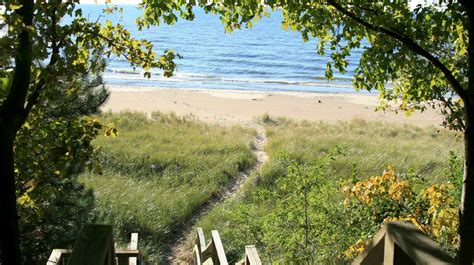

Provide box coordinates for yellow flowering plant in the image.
[342,165,459,259]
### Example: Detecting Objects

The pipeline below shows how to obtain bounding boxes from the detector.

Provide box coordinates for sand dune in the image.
[102,85,443,127]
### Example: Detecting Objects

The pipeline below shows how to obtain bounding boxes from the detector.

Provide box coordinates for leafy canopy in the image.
[14,81,106,263]
[0,0,185,261]
[0,0,179,90]
[140,0,467,130]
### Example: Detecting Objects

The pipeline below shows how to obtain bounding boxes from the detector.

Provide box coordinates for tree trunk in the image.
[460,3,474,264]
[0,0,34,263]
[0,125,20,265]
[460,101,474,264]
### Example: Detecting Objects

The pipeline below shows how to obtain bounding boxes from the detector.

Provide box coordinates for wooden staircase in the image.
[352,221,456,265]
[47,221,456,265]
[47,225,140,265]
[192,227,261,265]
[46,225,262,265]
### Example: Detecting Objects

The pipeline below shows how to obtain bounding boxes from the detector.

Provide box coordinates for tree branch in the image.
[439,95,466,130]
[50,2,60,64]
[24,80,45,115]
[327,0,468,102]
[24,1,61,116]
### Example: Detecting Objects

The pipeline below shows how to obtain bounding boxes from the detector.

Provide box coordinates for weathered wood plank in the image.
[201,241,213,262]
[197,228,206,252]
[195,227,207,263]
[115,250,139,255]
[352,221,456,265]
[129,233,138,265]
[47,249,71,265]
[193,245,202,265]
[211,230,228,265]
[245,246,261,265]
[129,233,138,250]
[194,228,260,265]
[115,250,141,265]
[67,224,116,265]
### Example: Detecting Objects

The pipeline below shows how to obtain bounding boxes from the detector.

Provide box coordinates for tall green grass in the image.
[79,111,256,262]
[198,117,463,263]
[261,118,462,184]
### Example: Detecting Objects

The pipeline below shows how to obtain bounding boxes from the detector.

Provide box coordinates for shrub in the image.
[342,154,462,259]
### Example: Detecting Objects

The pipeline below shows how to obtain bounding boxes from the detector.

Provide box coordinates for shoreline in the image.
[105,84,373,96]
[102,85,443,127]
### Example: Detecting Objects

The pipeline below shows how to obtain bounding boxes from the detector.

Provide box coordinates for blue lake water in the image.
[79,4,368,93]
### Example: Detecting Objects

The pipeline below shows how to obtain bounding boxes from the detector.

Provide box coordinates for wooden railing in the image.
[193,221,454,265]
[50,221,454,264]
[352,221,456,265]
[193,227,262,265]
[47,224,140,265]
[235,246,262,265]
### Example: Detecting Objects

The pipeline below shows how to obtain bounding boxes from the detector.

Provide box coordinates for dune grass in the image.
[198,117,464,263]
[79,111,256,262]
[260,118,462,184]
[80,112,463,263]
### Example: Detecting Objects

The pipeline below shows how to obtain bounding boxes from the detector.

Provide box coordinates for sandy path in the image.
[166,126,268,264]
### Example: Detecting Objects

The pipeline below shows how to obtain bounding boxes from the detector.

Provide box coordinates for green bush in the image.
[15,79,108,263]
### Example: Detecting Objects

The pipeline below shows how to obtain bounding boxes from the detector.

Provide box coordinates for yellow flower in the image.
[344,239,368,258]
[388,180,411,201]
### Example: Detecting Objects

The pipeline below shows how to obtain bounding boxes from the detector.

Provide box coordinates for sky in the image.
[80,0,141,4]
[80,0,429,6]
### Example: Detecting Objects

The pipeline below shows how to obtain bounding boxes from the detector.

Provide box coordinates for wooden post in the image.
[117,233,139,265]
[196,227,206,263]
[235,246,262,265]
[383,235,395,265]
[244,246,262,265]
[198,228,206,251]
[194,228,259,265]
[211,230,228,265]
[352,222,456,265]
[47,226,140,265]
[67,224,116,265]
[129,233,138,265]
[193,245,202,265]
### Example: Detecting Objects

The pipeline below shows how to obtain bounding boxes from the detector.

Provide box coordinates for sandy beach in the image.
[102,85,443,127]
